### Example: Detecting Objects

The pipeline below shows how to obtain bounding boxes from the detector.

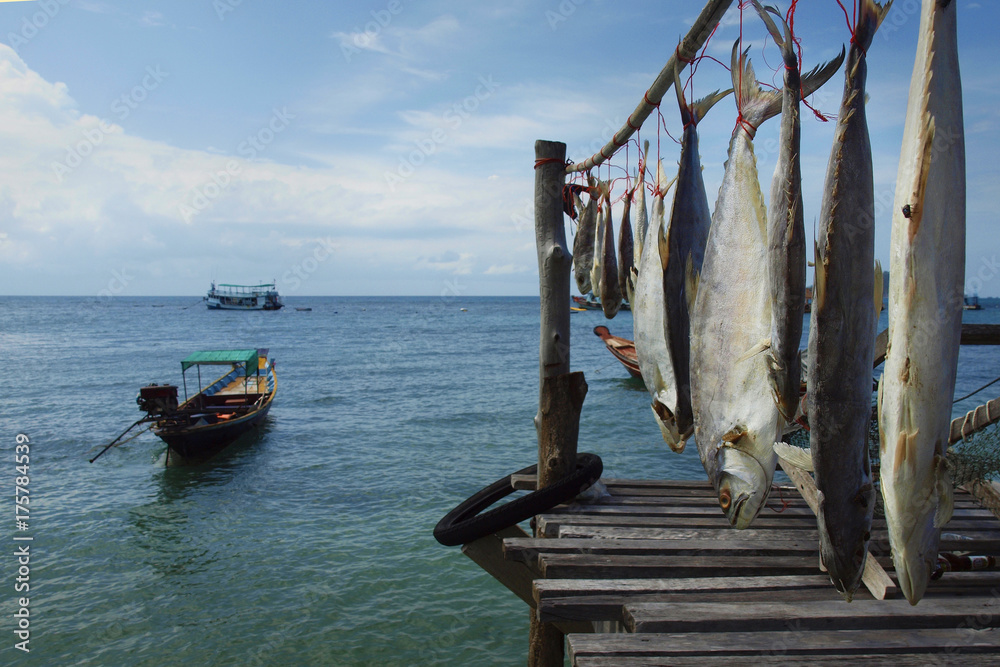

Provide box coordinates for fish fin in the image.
[798,47,846,101]
[874,259,884,321]
[812,240,827,312]
[773,441,814,472]
[730,41,783,129]
[905,112,936,243]
[659,224,671,273]
[934,454,954,528]
[752,1,796,67]
[737,337,771,364]
[691,88,732,126]
[853,0,894,53]
[684,253,699,315]
[892,428,918,473]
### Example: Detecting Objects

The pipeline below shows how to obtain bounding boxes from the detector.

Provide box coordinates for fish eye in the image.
[719,488,732,510]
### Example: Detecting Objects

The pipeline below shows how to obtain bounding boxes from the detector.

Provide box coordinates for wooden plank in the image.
[504,537,819,566]
[462,524,537,606]
[547,503,819,517]
[779,459,898,600]
[552,525,821,541]
[624,598,1000,633]
[539,553,822,579]
[964,480,1000,521]
[961,323,1000,345]
[567,628,1000,659]
[535,575,855,624]
[575,655,994,666]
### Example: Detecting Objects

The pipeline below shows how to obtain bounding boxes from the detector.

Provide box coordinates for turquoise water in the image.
[1,296,997,665]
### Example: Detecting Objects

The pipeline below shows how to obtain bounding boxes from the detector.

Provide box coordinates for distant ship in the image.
[206,282,284,310]
[965,294,983,311]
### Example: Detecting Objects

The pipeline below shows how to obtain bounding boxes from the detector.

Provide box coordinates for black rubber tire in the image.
[433,453,603,547]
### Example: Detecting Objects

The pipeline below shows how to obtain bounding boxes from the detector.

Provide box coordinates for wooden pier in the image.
[481,470,1000,665]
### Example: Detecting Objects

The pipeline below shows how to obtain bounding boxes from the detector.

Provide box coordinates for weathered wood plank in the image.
[575,655,993,666]
[552,526,821,541]
[462,524,537,606]
[539,553,822,579]
[534,574,852,624]
[624,598,1000,633]
[567,628,1000,659]
[505,537,819,564]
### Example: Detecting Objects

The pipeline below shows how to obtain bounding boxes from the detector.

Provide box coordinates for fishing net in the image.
[786,395,1000,516]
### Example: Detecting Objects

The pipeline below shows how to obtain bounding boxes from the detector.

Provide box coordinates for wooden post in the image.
[530,139,587,666]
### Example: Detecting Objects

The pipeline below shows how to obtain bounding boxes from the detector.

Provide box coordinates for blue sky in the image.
[0,0,996,297]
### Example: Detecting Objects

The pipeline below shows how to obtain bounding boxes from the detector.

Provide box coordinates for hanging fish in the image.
[796,0,885,602]
[601,184,623,318]
[590,180,608,301]
[572,177,597,296]
[633,160,682,450]
[690,41,843,529]
[755,3,809,425]
[632,141,650,270]
[664,69,731,438]
[879,0,963,606]
[618,176,636,308]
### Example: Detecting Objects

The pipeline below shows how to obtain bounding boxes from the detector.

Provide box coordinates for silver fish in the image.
[632,141,650,272]
[633,160,682,450]
[601,185,623,318]
[572,178,598,296]
[879,0,963,606]
[755,3,807,424]
[691,41,842,529]
[807,0,888,602]
[590,180,608,302]
[664,70,730,438]
[618,176,636,308]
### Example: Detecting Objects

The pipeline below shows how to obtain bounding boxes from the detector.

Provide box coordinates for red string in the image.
[534,157,569,170]
[834,0,858,46]
[769,484,792,513]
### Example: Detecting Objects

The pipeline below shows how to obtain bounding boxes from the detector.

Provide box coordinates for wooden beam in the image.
[461,524,536,606]
[778,459,897,600]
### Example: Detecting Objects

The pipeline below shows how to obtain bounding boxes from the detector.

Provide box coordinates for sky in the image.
[0,0,996,297]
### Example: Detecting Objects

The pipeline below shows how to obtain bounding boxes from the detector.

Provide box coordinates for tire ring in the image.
[433,453,603,547]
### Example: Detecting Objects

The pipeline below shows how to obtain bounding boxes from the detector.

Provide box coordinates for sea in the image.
[2,295,999,666]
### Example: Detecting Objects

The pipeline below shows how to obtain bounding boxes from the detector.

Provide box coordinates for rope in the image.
[954,375,1000,404]
[534,157,570,170]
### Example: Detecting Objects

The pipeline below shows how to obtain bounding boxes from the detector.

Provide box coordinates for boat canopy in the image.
[181,349,258,373]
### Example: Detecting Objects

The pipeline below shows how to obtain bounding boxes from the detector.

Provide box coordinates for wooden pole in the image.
[530,139,587,666]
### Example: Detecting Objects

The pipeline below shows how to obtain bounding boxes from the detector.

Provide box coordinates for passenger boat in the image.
[206,282,284,310]
[136,349,277,464]
[593,326,642,378]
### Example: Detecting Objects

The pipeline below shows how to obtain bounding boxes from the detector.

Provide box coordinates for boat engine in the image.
[137,384,178,416]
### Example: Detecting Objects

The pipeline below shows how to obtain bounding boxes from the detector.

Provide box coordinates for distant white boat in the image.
[206,282,283,311]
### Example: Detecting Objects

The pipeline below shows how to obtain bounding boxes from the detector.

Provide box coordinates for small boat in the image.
[295,307,312,312]
[206,282,283,310]
[965,294,983,311]
[136,349,277,464]
[593,326,642,378]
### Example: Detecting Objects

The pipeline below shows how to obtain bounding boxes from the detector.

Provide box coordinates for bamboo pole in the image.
[566,0,734,174]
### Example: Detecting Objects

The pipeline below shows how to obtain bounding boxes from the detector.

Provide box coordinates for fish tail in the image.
[853,0,894,54]
[799,47,846,100]
[731,41,783,130]
[673,63,730,127]
[752,1,796,68]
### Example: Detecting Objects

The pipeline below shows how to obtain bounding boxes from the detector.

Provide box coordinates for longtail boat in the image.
[593,326,642,378]
[136,349,277,464]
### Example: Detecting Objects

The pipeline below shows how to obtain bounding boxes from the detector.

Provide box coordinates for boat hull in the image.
[156,401,272,463]
[593,326,642,378]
